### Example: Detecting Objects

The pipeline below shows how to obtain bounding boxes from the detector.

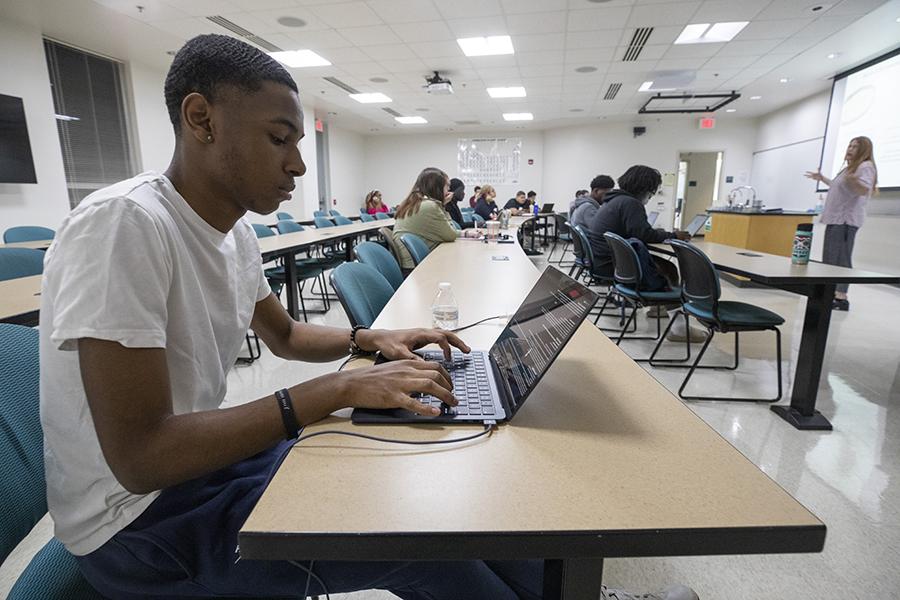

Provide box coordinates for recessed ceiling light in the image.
[725,108,736,113]
[349,92,392,103]
[369,77,389,83]
[750,95,762,100]
[639,81,676,92]
[575,66,597,73]
[268,50,331,68]
[487,86,526,98]
[503,112,533,121]
[395,116,427,124]
[276,16,307,28]
[779,77,790,83]
[457,35,514,57]
[674,22,748,45]
[827,52,840,59]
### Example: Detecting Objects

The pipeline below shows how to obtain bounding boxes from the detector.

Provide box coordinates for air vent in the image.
[382,107,402,117]
[455,120,481,125]
[322,76,359,94]
[622,27,653,62]
[206,16,283,52]
[603,83,622,100]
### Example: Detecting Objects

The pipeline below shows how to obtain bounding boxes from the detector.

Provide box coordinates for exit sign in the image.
[698,117,716,130]
[315,119,324,132]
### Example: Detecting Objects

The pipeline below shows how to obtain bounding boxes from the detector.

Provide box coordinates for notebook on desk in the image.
[352,266,599,425]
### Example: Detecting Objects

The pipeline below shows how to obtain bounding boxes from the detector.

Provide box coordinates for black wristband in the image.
[275,388,300,441]
[349,325,369,355]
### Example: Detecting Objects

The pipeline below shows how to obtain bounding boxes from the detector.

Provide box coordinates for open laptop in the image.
[539,203,555,213]
[647,211,659,226]
[684,213,709,236]
[352,266,599,425]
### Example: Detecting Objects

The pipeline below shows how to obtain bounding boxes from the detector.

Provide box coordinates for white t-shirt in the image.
[39,172,271,556]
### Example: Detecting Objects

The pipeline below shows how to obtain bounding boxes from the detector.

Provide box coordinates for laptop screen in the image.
[540,203,554,213]
[489,267,599,418]
[647,211,659,226]
[685,214,709,236]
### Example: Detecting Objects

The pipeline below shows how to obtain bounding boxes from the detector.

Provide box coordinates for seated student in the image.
[446,177,474,229]
[468,185,481,208]
[526,190,538,207]
[503,190,531,215]
[473,184,499,221]
[584,165,704,342]
[391,167,461,271]
[365,189,389,214]
[569,175,614,231]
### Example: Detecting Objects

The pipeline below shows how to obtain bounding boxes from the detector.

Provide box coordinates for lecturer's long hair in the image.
[845,136,878,190]
[395,168,449,219]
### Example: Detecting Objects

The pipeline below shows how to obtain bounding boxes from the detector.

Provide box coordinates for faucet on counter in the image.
[727,185,758,209]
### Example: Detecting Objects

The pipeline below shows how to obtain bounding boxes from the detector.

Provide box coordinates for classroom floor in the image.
[3,250,899,599]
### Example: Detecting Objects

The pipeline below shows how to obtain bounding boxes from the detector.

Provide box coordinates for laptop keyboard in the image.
[418,351,496,417]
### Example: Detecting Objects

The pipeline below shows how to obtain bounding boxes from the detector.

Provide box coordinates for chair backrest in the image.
[0,324,46,562]
[603,232,642,289]
[374,212,390,220]
[569,224,592,268]
[471,213,486,225]
[251,223,275,238]
[333,215,353,225]
[314,216,335,229]
[461,207,474,213]
[275,211,294,221]
[553,213,570,235]
[669,239,721,310]
[3,226,55,244]
[313,210,327,218]
[379,227,404,265]
[462,212,474,224]
[329,209,343,217]
[276,220,304,234]
[0,248,45,281]
[359,213,375,222]
[399,233,431,266]
[360,208,369,215]
[354,241,403,291]
[330,263,394,328]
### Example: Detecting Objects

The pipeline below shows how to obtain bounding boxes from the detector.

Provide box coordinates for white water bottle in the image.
[431,282,459,330]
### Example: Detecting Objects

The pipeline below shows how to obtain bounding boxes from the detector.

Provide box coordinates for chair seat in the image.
[614,285,681,303]
[685,300,785,327]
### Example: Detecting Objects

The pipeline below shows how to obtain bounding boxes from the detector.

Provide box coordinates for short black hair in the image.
[617,166,661,198]
[164,34,299,133]
[527,190,536,198]
[474,186,481,192]
[590,175,615,191]
[516,190,526,197]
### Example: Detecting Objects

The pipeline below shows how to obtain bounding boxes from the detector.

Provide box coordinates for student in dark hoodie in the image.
[446,178,474,229]
[584,166,704,342]
[569,175,613,231]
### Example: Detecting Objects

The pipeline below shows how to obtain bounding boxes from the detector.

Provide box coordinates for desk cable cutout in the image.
[287,423,496,599]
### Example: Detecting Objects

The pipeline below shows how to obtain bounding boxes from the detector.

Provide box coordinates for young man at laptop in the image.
[504,190,532,215]
[40,34,696,600]
[583,165,706,343]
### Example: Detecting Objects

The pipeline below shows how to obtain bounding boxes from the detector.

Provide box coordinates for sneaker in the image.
[665,326,708,343]
[832,298,850,311]
[645,305,668,318]
[602,583,699,600]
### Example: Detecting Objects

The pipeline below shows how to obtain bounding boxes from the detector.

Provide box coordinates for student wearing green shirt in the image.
[392,167,460,270]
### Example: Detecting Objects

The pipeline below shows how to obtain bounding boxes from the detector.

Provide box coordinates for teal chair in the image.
[462,212,474,225]
[449,220,461,231]
[399,233,431,267]
[313,210,328,218]
[354,241,403,291]
[329,263,394,328]
[314,217,334,229]
[275,211,294,221]
[334,215,353,226]
[253,223,329,320]
[329,209,343,217]
[471,213,485,225]
[359,213,375,223]
[374,212,390,221]
[3,226,55,243]
[650,240,784,402]
[0,248,45,281]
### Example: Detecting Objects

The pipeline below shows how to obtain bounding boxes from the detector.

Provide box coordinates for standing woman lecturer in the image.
[805,136,878,311]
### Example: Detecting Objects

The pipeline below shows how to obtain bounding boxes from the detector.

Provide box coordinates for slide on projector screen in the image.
[821,51,900,189]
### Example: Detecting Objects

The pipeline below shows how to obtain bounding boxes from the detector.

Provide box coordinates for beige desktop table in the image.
[0,275,42,325]
[240,237,825,599]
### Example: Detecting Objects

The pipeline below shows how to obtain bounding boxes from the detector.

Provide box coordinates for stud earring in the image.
[206,134,213,143]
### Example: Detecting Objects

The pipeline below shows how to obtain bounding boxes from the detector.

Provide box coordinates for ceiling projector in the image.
[425,71,453,95]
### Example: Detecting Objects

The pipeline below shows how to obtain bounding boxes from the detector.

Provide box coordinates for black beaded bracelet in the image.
[275,388,300,440]
[349,325,369,355]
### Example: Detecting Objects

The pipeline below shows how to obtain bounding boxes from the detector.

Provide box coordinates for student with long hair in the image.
[473,184,499,221]
[365,189,389,214]
[805,136,878,311]
[391,167,460,271]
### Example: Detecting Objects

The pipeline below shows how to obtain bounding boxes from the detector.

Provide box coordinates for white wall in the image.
[0,18,70,231]
[542,118,758,230]
[364,131,544,208]
[128,61,174,174]
[328,125,366,217]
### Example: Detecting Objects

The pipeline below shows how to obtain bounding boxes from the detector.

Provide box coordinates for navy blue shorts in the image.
[77,440,542,600]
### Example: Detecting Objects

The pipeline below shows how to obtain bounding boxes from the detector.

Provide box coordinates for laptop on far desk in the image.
[352,266,600,425]
[539,203,555,214]
[685,213,709,236]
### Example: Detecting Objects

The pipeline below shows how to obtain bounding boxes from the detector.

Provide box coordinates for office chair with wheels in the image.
[3,226,55,244]
[0,248,45,281]
[650,240,784,402]
[546,214,573,266]
[399,233,431,267]
[354,241,403,291]
[330,263,395,328]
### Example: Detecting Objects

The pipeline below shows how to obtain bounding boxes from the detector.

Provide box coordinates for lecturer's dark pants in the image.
[823,224,859,294]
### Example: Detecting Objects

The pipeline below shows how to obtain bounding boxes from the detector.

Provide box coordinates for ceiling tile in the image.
[716,39,781,57]
[389,20,454,43]
[755,1,831,19]
[694,0,770,22]
[500,0,569,13]
[341,24,402,45]
[519,63,567,78]
[565,47,616,64]
[565,30,623,49]
[151,18,223,40]
[511,33,566,51]
[827,0,889,16]
[289,29,354,49]
[237,7,332,33]
[436,0,503,19]
[378,57,430,72]
[663,43,724,58]
[445,16,509,37]
[653,57,707,70]
[796,16,853,38]
[626,2,701,26]
[702,54,759,69]
[505,11,568,35]
[308,2,384,28]
[515,50,565,66]
[735,18,813,40]
[163,0,243,17]
[230,0,300,10]
[771,37,819,54]
[408,40,462,58]
[366,0,442,23]
[362,43,418,61]
[640,25,688,46]
[567,7,632,31]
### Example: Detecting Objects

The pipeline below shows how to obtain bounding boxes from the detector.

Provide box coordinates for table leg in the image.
[284,254,300,321]
[770,283,835,431]
[344,236,355,262]
[542,558,604,600]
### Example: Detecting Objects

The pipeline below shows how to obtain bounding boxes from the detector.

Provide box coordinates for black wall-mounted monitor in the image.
[0,93,38,184]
